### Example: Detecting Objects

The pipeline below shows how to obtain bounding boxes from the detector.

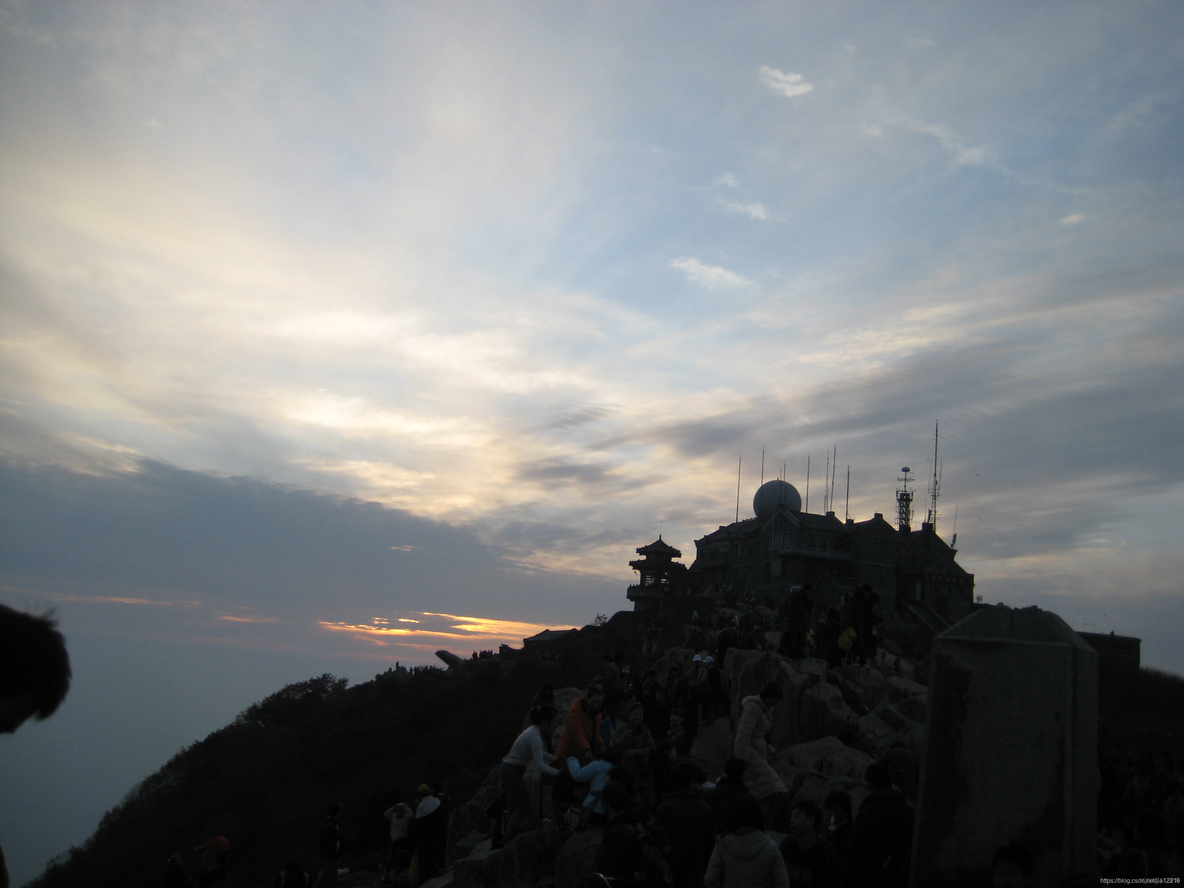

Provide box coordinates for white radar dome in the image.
[753,479,802,519]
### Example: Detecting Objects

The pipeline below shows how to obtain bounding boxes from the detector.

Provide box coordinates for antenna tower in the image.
[896,467,914,533]
[926,421,941,530]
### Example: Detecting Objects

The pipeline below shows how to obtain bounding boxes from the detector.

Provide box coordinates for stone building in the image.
[682,478,974,637]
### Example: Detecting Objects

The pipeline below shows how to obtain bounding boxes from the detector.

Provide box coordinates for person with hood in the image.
[704,793,788,888]
[734,682,787,828]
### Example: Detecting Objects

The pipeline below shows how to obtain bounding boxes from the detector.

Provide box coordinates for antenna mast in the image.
[805,454,811,513]
[896,466,914,533]
[823,450,830,513]
[830,445,837,513]
[735,453,742,524]
[927,421,941,530]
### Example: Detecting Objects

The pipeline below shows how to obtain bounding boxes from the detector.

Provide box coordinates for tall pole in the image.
[805,454,811,513]
[735,453,742,524]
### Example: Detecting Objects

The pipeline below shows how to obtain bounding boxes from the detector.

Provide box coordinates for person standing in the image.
[500,705,560,839]
[779,800,841,887]
[413,784,447,881]
[734,682,787,830]
[382,800,414,882]
[315,804,343,888]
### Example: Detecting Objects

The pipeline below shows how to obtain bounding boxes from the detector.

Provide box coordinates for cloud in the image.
[1060,214,1086,226]
[759,66,814,98]
[0,456,619,628]
[669,257,752,289]
[724,201,773,221]
[914,122,995,167]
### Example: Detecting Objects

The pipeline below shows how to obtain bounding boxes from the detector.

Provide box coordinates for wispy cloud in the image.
[669,257,752,289]
[914,122,995,167]
[724,201,773,221]
[759,66,814,98]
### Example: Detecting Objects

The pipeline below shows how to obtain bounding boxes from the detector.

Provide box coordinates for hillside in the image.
[24,605,1184,888]
[25,613,651,888]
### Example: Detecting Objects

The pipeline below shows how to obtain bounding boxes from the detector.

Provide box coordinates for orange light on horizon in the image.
[318,610,573,650]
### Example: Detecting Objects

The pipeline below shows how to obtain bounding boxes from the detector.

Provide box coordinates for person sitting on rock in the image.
[779,799,841,887]
[566,746,618,827]
[613,702,657,809]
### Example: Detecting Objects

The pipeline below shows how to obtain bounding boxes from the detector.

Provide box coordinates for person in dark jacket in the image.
[779,800,841,887]
[704,757,749,836]
[592,782,642,882]
[413,785,447,881]
[847,763,913,888]
[316,804,343,888]
[655,761,716,888]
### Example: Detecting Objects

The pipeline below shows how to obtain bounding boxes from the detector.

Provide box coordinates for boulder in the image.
[799,681,858,742]
[782,736,848,772]
[553,828,603,885]
[451,827,569,888]
[855,697,925,757]
[883,676,927,705]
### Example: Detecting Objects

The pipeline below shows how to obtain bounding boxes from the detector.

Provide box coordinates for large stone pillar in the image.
[911,605,1098,887]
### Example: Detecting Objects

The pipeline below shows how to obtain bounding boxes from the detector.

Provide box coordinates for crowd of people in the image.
[486,635,922,888]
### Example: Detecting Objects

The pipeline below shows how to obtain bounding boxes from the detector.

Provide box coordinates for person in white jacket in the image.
[734,682,787,816]
[705,793,789,888]
[501,704,560,839]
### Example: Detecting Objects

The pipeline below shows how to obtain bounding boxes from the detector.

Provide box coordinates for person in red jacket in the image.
[555,683,605,761]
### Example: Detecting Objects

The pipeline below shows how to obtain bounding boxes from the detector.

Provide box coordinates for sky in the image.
[1,0,1182,883]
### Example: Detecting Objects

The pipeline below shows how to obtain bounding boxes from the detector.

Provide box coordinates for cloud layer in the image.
[2,2,1183,883]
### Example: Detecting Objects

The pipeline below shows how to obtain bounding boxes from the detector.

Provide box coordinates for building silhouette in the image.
[628,478,974,645]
